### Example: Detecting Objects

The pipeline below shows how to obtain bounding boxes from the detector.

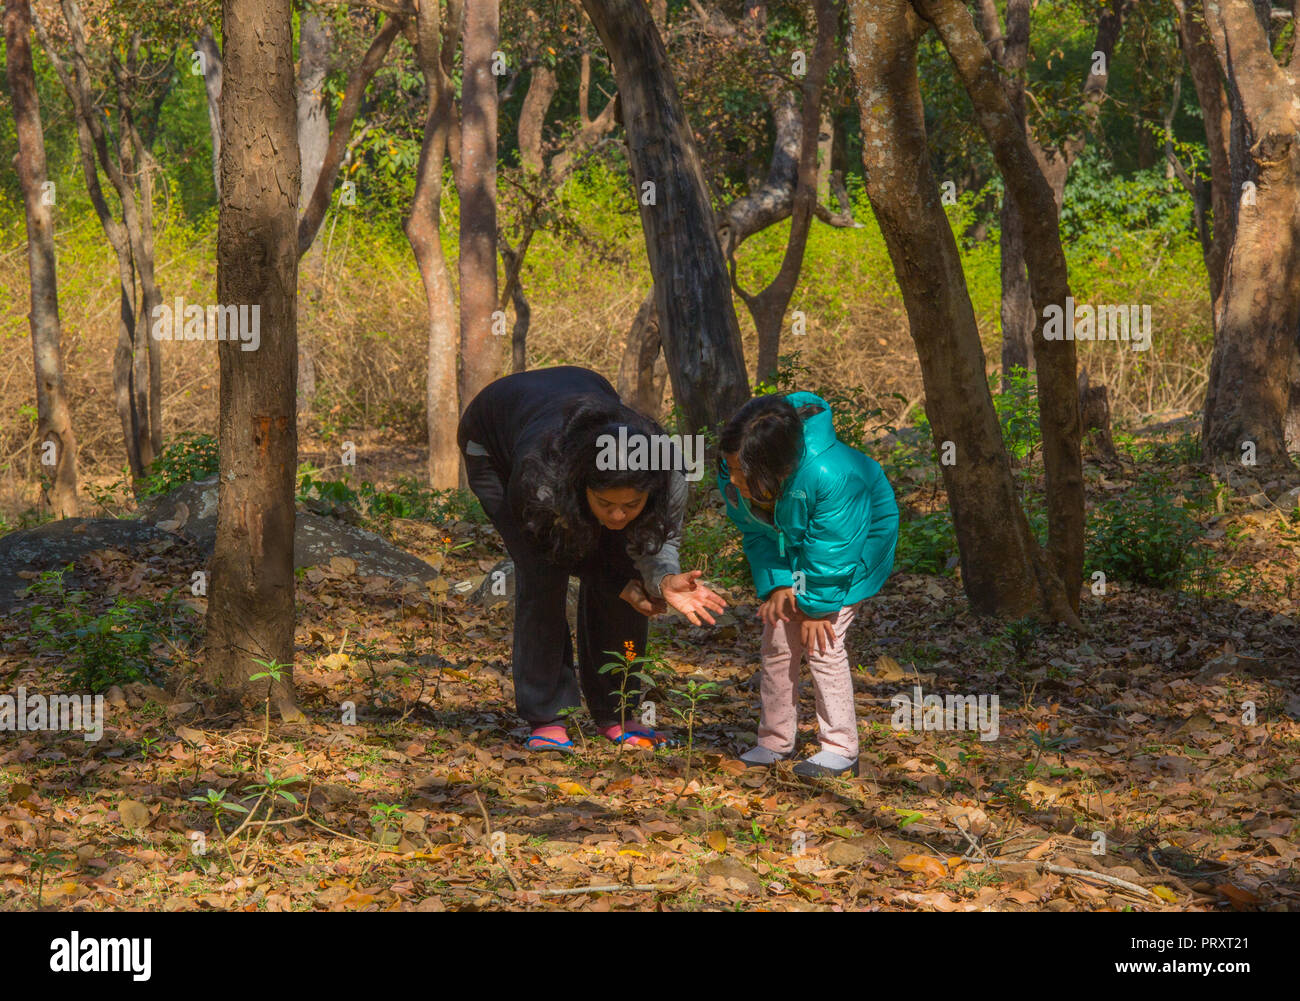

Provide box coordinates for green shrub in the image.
[296,468,486,527]
[22,566,195,691]
[896,509,957,576]
[140,433,219,498]
[1085,473,1203,588]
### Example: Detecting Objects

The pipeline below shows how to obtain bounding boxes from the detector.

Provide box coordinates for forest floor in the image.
[2,421,1299,912]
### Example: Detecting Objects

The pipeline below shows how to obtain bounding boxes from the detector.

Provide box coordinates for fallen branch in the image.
[1043,861,1155,899]
[530,883,668,896]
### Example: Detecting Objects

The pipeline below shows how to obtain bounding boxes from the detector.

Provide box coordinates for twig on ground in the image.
[474,791,523,891]
[1043,861,1155,899]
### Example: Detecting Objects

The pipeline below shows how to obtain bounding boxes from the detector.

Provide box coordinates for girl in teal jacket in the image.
[719,392,898,777]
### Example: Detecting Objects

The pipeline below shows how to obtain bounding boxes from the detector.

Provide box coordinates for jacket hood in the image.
[786,391,836,460]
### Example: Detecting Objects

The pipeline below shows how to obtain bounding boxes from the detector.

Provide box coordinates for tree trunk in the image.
[5,0,78,517]
[1172,0,1231,309]
[197,25,223,198]
[916,0,1086,614]
[205,0,302,718]
[518,64,557,173]
[297,15,403,256]
[735,0,837,384]
[406,0,463,489]
[994,0,1034,375]
[617,292,668,417]
[457,0,501,410]
[846,0,1078,625]
[1199,0,1300,471]
[36,1,160,489]
[581,0,750,433]
[296,9,330,409]
[1078,367,1118,464]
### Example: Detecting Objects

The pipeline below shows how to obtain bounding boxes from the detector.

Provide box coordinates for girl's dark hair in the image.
[719,395,806,503]
[519,395,674,563]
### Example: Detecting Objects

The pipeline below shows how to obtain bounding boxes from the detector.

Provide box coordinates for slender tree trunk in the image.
[297,9,331,409]
[6,0,78,517]
[582,0,750,433]
[846,0,1079,625]
[458,0,501,411]
[297,15,403,255]
[1173,0,1232,310]
[737,0,837,384]
[36,1,158,488]
[406,0,463,488]
[994,0,1033,375]
[916,0,1086,612]
[205,0,302,718]
[518,64,557,173]
[197,25,223,199]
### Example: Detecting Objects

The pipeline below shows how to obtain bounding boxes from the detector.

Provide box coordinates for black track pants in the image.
[458,428,649,728]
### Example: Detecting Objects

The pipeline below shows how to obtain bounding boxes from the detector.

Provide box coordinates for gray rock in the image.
[137,478,441,582]
[0,479,443,611]
[292,513,441,582]
[0,517,179,611]
[470,557,579,621]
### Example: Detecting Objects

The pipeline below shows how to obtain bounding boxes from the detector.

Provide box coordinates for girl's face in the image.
[586,486,648,531]
[723,451,755,501]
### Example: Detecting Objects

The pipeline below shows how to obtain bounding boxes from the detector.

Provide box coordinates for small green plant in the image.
[598,642,664,735]
[896,509,957,575]
[247,768,304,807]
[369,802,406,845]
[188,789,248,866]
[296,466,486,529]
[999,616,1042,666]
[669,679,719,801]
[557,705,591,751]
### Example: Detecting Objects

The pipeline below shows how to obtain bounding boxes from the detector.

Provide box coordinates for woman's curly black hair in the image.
[518,395,675,564]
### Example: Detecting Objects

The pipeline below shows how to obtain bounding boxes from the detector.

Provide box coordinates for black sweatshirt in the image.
[459,366,686,597]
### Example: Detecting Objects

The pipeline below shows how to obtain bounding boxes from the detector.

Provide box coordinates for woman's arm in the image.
[631,470,688,598]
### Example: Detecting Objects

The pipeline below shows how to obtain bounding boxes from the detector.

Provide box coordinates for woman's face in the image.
[586,486,648,531]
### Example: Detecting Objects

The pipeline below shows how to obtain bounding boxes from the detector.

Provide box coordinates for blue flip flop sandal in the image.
[608,726,679,749]
[524,733,576,754]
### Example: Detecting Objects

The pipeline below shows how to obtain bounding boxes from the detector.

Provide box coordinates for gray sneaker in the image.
[738,745,792,768]
[792,751,859,778]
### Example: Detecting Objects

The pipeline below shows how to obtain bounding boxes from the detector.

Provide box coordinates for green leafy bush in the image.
[296,468,486,527]
[1086,474,1203,588]
[23,567,195,691]
[140,433,219,498]
[896,509,957,576]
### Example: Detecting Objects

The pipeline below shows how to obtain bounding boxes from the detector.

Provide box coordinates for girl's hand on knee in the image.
[758,586,797,627]
[800,615,835,654]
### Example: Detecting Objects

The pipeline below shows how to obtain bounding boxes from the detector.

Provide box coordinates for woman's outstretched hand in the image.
[620,579,667,616]
[660,571,728,626]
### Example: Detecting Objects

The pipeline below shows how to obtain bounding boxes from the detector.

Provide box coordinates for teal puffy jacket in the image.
[718,392,899,617]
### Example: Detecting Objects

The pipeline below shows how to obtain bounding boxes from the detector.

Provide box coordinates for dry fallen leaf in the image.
[119,799,150,830]
[706,829,728,852]
[898,854,946,881]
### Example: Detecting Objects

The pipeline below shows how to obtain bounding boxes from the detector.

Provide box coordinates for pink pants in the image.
[758,602,859,759]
